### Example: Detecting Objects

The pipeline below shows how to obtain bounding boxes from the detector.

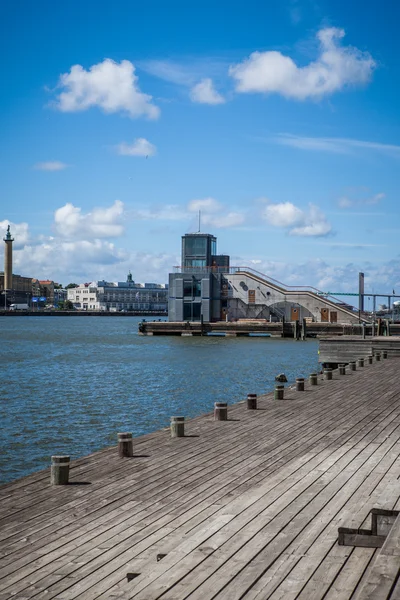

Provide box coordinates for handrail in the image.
[173,265,359,312]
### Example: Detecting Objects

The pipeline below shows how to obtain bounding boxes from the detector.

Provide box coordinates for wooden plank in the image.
[0,359,400,600]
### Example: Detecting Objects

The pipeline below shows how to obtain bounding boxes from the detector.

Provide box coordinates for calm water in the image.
[0,317,319,484]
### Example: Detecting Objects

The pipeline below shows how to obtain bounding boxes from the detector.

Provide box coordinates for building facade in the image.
[168,232,362,324]
[168,233,230,322]
[68,273,168,312]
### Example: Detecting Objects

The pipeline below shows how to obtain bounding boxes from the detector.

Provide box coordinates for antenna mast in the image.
[198,210,201,233]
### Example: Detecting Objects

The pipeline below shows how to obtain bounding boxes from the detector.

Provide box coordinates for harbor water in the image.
[0,317,319,484]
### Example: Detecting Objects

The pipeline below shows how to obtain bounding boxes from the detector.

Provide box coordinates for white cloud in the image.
[34,161,69,171]
[132,205,188,221]
[202,212,245,228]
[54,200,125,239]
[116,138,156,157]
[229,27,375,99]
[263,202,331,236]
[190,78,225,105]
[263,202,303,227]
[274,134,400,157]
[188,197,222,213]
[52,59,160,119]
[140,60,196,86]
[337,192,385,209]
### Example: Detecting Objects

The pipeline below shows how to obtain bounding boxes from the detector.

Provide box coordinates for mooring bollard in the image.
[296,378,305,391]
[170,416,185,437]
[214,402,228,421]
[349,361,356,371]
[357,358,364,367]
[309,373,318,386]
[367,355,373,365]
[247,393,257,410]
[324,368,333,381]
[339,364,346,375]
[274,384,284,400]
[118,432,134,457]
[375,352,381,362]
[51,455,70,485]
[382,350,388,359]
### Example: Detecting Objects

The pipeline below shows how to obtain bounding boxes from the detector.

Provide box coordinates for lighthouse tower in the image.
[3,225,14,291]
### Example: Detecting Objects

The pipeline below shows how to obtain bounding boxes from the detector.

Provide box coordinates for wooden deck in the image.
[319,335,400,365]
[1,358,400,599]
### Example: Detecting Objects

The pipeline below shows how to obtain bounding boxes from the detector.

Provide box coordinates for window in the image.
[184,259,206,268]
[184,236,207,256]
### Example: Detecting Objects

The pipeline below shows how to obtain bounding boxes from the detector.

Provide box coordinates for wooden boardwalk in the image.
[1,358,400,599]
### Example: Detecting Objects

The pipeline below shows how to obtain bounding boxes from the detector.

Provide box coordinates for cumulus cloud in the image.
[33,161,69,171]
[52,59,159,119]
[116,138,156,157]
[263,202,331,236]
[229,27,375,100]
[54,200,125,239]
[190,78,225,105]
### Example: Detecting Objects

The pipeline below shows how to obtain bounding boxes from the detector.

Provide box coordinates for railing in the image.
[173,265,359,312]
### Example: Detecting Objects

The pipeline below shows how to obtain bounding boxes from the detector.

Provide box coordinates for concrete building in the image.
[168,233,230,322]
[68,272,168,312]
[169,232,363,324]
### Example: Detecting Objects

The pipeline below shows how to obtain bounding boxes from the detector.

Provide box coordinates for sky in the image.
[0,0,399,304]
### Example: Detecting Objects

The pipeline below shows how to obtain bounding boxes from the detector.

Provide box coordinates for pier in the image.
[1,357,400,598]
[139,319,400,338]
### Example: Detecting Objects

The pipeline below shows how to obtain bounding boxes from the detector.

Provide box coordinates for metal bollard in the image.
[309,373,318,386]
[357,358,364,367]
[349,361,356,371]
[214,402,228,421]
[274,384,284,400]
[296,378,305,391]
[367,355,373,365]
[247,393,257,410]
[51,455,70,485]
[339,364,346,375]
[324,368,333,380]
[118,432,133,457]
[170,416,185,437]
[382,350,388,359]
[375,352,381,362]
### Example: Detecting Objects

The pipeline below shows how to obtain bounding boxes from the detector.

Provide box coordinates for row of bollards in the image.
[50,349,390,485]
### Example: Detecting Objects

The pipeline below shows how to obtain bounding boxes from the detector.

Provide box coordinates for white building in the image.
[67,272,168,312]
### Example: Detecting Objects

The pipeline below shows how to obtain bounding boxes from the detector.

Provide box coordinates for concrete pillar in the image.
[324,368,333,380]
[339,364,346,375]
[309,373,318,386]
[274,385,284,400]
[296,378,305,391]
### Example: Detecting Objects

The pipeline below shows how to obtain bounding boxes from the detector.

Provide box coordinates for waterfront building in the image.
[168,233,230,322]
[168,232,362,324]
[68,272,168,312]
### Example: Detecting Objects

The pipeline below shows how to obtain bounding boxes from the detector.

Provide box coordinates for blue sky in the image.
[0,0,399,303]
